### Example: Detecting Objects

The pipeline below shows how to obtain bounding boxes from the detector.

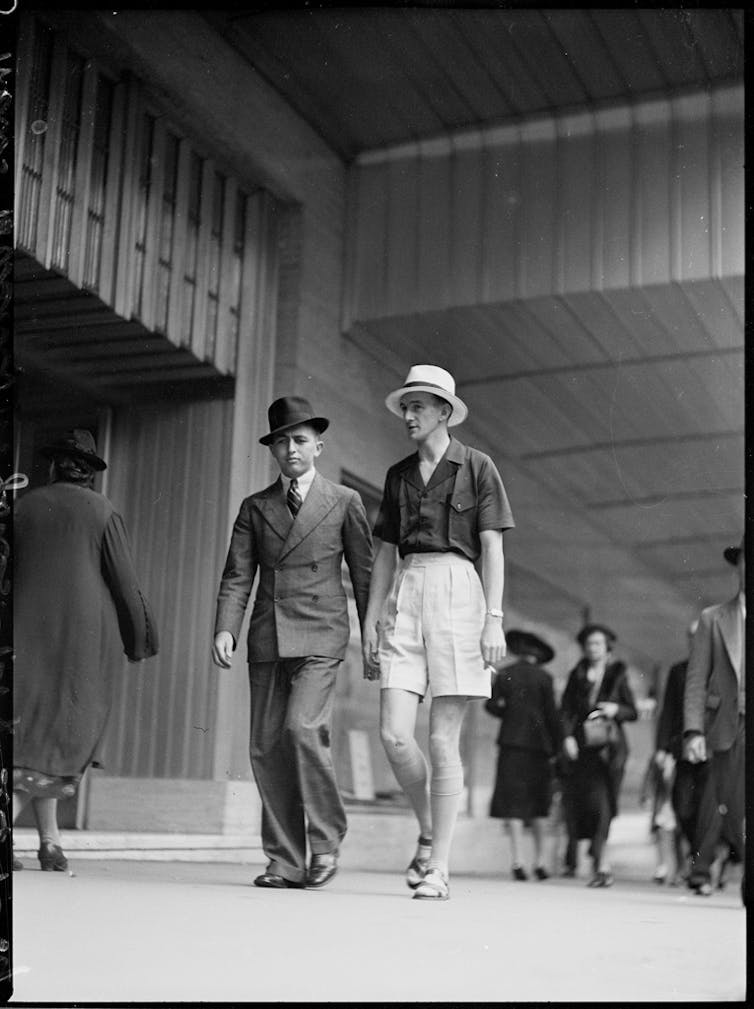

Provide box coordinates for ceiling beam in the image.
[589,487,743,509]
[458,345,743,390]
[520,429,743,461]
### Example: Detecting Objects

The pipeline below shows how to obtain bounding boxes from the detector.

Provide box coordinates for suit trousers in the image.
[689,715,745,886]
[249,656,347,883]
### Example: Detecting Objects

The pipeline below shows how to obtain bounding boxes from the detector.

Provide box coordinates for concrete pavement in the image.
[6,831,747,1003]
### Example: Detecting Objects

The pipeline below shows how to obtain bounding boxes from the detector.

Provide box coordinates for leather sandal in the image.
[412,868,449,901]
[406,836,432,890]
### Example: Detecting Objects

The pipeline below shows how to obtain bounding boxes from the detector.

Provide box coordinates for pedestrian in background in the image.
[13,430,158,871]
[683,536,746,903]
[363,364,514,901]
[648,619,700,885]
[485,629,560,881]
[213,397,373,890]
[559,624,637,887]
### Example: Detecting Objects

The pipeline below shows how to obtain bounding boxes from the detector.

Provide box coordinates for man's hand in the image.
[362,624,381,681]
[596,701,619,719]
[212,631,235,669]
[563,735,579,761]
[481,617,506,667]
[684,732,707,764]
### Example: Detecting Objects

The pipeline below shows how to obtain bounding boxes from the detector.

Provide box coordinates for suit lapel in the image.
[279,471,338,560]
[256,479,293,543]
[716,596,743,678]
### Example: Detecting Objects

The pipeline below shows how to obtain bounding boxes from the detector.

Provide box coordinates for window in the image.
[50,52,84,270]
[155,132,180,332]
[132,112,155,320]
[82,74,114,291]
[17,21,53,251]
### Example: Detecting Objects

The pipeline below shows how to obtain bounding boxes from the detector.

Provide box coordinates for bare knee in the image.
[380,724,414,754]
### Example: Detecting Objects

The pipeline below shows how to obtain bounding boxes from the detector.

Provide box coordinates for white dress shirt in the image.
[281,467,316,504]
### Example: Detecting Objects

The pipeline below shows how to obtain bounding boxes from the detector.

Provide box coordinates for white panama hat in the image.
[385,364,468,427]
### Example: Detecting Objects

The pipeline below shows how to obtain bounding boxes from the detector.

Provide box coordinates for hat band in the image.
[402,381,456,396]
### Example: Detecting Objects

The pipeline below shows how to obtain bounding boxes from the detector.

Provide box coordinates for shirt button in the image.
[311,563,318,571]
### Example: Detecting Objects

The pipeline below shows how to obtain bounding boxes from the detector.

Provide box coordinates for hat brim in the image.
[506,630,555,665]
[385,385,468,427]
[259,417,329,446]
[39,445,107,471]
[723,546,742,566]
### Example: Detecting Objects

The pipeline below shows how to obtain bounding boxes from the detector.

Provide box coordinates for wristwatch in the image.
[485,608,504,619]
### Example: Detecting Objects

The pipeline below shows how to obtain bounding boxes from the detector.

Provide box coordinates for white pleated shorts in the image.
[378,552,490,699]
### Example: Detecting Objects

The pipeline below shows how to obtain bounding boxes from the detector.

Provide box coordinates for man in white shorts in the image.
[363,364,514,900]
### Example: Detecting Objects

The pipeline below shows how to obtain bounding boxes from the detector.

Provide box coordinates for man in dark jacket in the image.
[683,536,745,901]
[485,630,560,880]
[213,397,373,890]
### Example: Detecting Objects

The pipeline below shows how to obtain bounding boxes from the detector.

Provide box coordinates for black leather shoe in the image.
[306,854,338,888]
[38,842,68,872]
[253,872,303,889]
[534,866,549,881]
[512,866,528,881]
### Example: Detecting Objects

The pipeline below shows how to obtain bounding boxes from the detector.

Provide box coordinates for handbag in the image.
[582,713,620,749]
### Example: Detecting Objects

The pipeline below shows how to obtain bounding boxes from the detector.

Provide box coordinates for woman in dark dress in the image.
[559,624,637,887]
[486,630,560,880]
[13,430,158,871]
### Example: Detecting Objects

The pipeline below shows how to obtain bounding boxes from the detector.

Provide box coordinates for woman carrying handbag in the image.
[559,624,637,887]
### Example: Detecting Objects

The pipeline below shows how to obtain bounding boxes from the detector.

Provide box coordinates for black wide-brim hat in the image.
[506,629,555,665]
[723,535,744,566]
[259,396,329,446]
[576,623,617,648]
[39,428,107,471]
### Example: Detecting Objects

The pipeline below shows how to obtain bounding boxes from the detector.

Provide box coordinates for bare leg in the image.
[505,818,525,869]
[12,789,32,824]
[531,817,549,870]
[32,797,62,847]
[380,688,432,839]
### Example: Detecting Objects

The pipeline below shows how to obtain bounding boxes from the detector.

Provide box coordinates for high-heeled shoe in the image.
[38,841,68,872]
[512,865,528,881]
[534,866,549,881]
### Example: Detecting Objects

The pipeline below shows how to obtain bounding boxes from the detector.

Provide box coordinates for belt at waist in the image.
[400,551,473,567]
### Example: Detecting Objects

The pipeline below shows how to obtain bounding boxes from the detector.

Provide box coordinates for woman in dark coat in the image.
[486,630,560,880]
[559,624,637,887]
[13,430,158,871]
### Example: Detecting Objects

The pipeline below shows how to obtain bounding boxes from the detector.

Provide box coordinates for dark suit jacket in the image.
[485,659,560,756]
[655,659,687,759]
[683,595,744,752]
[214,471,373,662]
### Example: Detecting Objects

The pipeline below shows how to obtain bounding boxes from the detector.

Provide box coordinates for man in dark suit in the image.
[212,397,373,890]
[683,536,745,901]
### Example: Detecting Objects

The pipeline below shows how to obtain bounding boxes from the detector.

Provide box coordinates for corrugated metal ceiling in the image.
[209,7,743,161]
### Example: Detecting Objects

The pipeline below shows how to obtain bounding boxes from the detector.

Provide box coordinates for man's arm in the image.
[342,490,374,630]
[361,537,398,680]
[479,528,506,667]
[212,500,257,668]
[683,612,712,762]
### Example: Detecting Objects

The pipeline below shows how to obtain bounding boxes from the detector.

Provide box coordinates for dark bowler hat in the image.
[576,623,617,648]
[506,629,555,665]
[259,396,329,446]
[724,535,744,566]
[39,428,107,471]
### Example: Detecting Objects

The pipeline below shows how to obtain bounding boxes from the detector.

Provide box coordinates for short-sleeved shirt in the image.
[373,437,514,562]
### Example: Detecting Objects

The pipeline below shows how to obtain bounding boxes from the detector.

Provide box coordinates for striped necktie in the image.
[287,478,302,518]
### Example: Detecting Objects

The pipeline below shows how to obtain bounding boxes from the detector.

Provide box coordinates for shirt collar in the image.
[281,467,316,495]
